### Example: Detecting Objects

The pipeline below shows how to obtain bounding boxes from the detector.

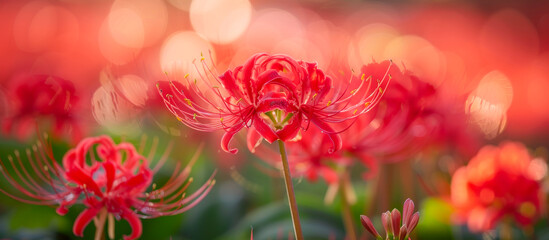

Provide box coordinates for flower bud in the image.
[360,215,382,239]
[391,208,401,238]
[402,198,415,227]
[382,211,393,238]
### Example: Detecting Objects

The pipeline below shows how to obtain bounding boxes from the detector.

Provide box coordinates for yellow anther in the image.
[353,109,358,115]
[220,117,224,122]
[326,100,332,107]
[350,89,357,95]
[184,73,189,78]
[365,102,371,107]
[193,113,197,120]
[312,93,317,99]
[379,87,383,94]
[235,98,242,104]
[361,74,365,81]
[184,98,192,107]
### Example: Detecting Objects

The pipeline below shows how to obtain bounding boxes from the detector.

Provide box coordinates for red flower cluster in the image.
[1,74,82,141]
[158,53,390,154]
[0,135,214,240]
[451,142,542,232]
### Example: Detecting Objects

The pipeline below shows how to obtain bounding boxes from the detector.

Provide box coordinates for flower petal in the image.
[219,70,243,99]
[277,113,302,142]
[103,161,116,192]
[121,208,143,240]
[252,115,279,143]
[65,168,103,197]
[246,127,263,153]
[221,122,246,154]
[73,207,102,237]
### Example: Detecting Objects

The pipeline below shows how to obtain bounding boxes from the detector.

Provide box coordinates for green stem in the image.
[278,140,304,240]
[340,172,357,240]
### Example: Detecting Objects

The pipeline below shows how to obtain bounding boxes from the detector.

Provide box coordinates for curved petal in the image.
[246,127,263,153]
[277,113,302,142]
[73,207,102,237]
[219,70,242,99]
[121,208,143,240]
[255,70,297,97]
[239,53,267,102]
[65,168,103,197]
[221,122,246,154]
[252,115,279,143]
[103,161,116,192]
[113,167,152,194]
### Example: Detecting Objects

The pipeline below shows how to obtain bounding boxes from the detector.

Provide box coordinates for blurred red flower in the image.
[1,74,83,142]
[344,61,436,162]
[451,142,543,232]
[285,127,347,184]
[0,135,214,240]
[158,53,389,154]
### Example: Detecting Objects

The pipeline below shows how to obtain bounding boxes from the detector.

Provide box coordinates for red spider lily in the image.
[283,127,348,184]
[157,53,390,154]
[1,74,83,142]
[361,198,420,240]
[0,135,215,240]
[344,61,438,163]
[451,142,542,232]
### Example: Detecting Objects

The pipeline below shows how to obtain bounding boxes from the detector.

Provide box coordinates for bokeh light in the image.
[159,31,215,73]
[466,71,513,139]
[190,0,252,44]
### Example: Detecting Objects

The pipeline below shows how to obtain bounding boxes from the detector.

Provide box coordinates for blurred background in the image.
[0,0,548,239]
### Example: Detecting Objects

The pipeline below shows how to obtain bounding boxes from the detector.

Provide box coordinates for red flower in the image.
[451,142,542,232]
[0,135,214,240]
[344,61,438,163]
[158,53,389,154]
[284,127,347,184]
[361,198,420,240]
[1,74,83,142]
